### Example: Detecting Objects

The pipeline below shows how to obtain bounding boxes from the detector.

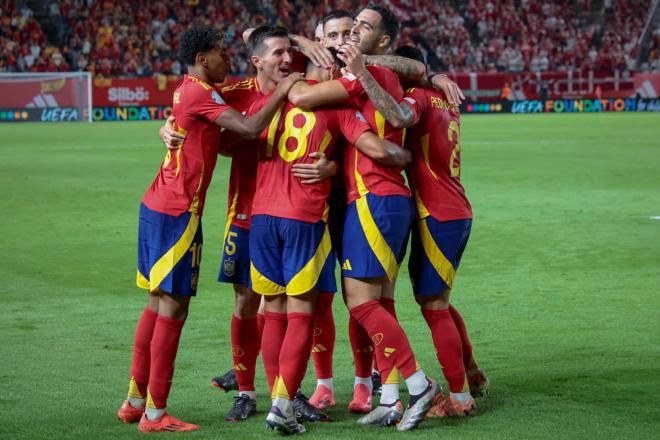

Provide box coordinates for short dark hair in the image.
[247,25,289,56]
[394,45,425,65]
[322,9,355,29]
[360,3,398,46]
[179,26,223,66]
[304,46,345,70]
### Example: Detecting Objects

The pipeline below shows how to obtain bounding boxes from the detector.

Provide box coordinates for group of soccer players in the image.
[116,2,489,434]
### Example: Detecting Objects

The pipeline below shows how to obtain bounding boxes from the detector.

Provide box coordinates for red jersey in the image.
[219,78,265,230]
[403,87,472,221]
[142,75,230,217]
[337,65,410,204]
[249,85,371,223]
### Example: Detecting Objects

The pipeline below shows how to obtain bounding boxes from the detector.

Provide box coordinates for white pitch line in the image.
[649,216,660,220]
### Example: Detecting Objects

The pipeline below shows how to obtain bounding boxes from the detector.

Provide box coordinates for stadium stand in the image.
[0,0,657,76]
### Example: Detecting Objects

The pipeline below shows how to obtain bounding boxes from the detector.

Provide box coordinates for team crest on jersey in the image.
[372,333,384,346]
[403,96,416,105]
[191,272,199,290]
[355,112,366,123]
[211,90,226,105]
[223,259,236,277]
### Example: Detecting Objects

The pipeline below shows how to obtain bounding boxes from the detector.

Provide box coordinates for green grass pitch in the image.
[1,113,659,439]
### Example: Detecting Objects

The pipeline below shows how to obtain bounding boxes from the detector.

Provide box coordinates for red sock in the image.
[129,307,158,397]
[349,316,374,378]
[380,297,397,319]
[448,304,476,370]
[261,311,287,392]
[349,301,418,382]
[312,292,335,380]
[376,297,397,374]
[257,312,265,343]
[147,315,185,408]
[274,312,314,399]
[422,308,466,393]
[231,315,259,392]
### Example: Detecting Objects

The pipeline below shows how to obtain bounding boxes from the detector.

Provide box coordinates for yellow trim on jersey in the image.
[146,213,200,293]
[355,196,399,281]
[354,147,369,197]
[221,78,254,93]
[189,76,212,90]
[223,190,239,242]
[266,106,283,158]
[250,263,286,295]
[375,110,386,138]
[420,133,439,181]
[272,375,292,399]
[286,224,332,295]
[189,161,204,216]
[319,130,332,154]
[413,190,431,219]
[174,126,188,177]
[136,270,150,290]
[419,217,456,288]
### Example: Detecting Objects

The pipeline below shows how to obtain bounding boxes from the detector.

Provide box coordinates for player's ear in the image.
[196,52,208,68]
[251,55,261,71]
[378,34,390,51]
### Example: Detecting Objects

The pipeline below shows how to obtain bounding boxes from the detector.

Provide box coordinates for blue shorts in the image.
[409,216,471,296]
[137,203,203,296]
[218,223,250,287]
[341,194,414,281]
[249,214,336,296]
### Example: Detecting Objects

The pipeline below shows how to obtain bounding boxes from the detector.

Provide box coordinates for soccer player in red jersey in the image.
[287,5,442,431]
[344,44,487,418]
[249,52,411,435]
[117,26,301,433]
[162,26,339,423]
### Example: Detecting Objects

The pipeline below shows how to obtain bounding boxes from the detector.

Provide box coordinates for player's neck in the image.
[187,66,212,85]
[255,74,277,94]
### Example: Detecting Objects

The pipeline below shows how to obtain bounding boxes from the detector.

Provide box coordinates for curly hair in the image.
[179,26,224,66]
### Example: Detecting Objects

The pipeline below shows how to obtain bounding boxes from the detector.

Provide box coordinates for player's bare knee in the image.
[415,290,451,309]
[233,284,260,318]
[158,293,191,320]
[287,289,318,314]
[264,293,287,314]
[344,277,382,310]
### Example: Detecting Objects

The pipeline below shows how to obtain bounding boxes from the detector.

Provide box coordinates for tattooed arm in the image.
[363,54,426,81]
[338,44,414,129]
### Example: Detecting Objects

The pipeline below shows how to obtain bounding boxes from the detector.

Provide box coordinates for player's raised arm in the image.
[353,131,411,167]
[363,54,426,81]
[215,72,304,139]
[339,43,414,129]
[287,75,350,109]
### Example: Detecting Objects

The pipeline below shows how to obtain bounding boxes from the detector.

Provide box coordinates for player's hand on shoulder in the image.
[276,72,305,98]
[295,35,334,69]
[431,74,465,106]
[160,116,185,150]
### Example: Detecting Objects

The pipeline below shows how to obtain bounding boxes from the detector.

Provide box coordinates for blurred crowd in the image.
[0,0,656,76]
